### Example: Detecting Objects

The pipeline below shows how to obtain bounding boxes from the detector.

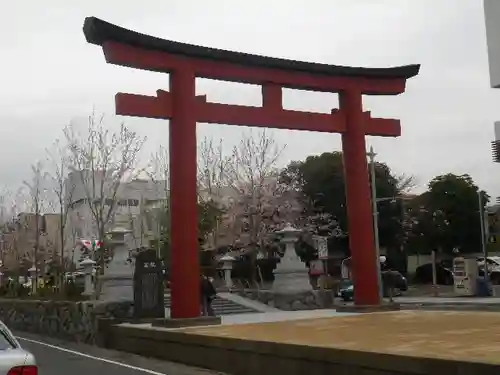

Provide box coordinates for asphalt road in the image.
[13,331,223,375]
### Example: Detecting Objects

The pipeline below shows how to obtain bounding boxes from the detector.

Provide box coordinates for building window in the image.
[75,227,83,238]
[128,199,139,207]
[144,211,154,232]
[40,216,46,234]
[105,199,114,206]
[111,233,125,241]
[242,221,250,233]
[70,198,86,209]
[118,200,127,206]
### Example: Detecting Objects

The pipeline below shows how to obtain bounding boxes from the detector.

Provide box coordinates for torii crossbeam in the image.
[83,17,420,319]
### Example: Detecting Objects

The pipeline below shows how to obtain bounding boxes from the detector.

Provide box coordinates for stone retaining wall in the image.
[0,299,133,344]
[235,289,335,310]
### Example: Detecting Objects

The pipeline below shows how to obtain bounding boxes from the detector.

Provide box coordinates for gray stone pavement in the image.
[122,309,358,332]
[220,309,356,325]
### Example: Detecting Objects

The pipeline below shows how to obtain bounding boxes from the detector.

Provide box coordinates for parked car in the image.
[338,280,354,301]
[477,256,500,284]
[413,262,454,285]
[338,272,408,302]
[0,320,37,374]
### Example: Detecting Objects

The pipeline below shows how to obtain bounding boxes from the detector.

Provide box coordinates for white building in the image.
[484,1,500,148]
[64,170,167,264]
[484,0,500,89]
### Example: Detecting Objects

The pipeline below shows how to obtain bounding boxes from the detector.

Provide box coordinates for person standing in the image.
[200,274,217,316]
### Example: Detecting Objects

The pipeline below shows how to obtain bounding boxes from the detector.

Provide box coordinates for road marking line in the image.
[16,336,166,375]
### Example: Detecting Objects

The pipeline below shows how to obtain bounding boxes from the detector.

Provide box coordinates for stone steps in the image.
[163,293,258,315]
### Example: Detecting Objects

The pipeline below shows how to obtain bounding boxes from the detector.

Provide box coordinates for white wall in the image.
[484,0,500,88]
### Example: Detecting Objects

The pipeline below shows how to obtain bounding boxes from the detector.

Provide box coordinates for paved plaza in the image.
[216,309,355,325]
[180,310,500,365]
[140,308,357,331]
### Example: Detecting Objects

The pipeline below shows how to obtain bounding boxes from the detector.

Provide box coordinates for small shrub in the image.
[35,285,53,298]
[63,281,84,300]
[16,284,30,298]
[0,279,87,301]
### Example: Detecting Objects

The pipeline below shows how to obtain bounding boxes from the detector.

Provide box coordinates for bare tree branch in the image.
[198,137,227,196]
[46,137,77,287]
[396,173,418,194]
[147,145,169,199]
[145,145,170,257]
[22,161,47,287]
[64,111,146,298]
[197,137,231,249]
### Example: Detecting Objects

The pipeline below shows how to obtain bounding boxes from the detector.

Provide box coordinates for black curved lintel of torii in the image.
[83,16,420,80]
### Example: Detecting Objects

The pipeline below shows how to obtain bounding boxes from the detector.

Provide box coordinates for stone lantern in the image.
[273,223,311,293]
[99,226,134,301]
[220,255,235,289]
[80,257,96,296]
[28,266,37,294]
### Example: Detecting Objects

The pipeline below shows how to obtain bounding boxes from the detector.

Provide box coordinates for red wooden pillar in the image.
[169,69,200,318]
[340,89,379,306]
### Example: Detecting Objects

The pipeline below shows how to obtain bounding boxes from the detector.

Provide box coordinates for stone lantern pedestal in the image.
[220,255,235,289]
[99,227,134,301]
[273,224,311,293]
[28,266,37,294]
[80,257,96,296]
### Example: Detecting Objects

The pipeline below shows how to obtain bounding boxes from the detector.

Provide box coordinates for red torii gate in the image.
[83,17,419,319]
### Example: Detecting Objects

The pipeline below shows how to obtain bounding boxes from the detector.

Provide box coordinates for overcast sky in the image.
[1,0,499,198]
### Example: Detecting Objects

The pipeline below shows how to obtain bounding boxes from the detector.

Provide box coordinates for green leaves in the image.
[197,199,224,241]
[280,151,402,249]
[407,174,489,255]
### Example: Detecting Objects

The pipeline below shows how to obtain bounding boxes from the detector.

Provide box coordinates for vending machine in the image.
[453,257,478,296]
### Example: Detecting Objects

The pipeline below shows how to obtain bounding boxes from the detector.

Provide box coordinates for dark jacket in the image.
[201,277,216,301]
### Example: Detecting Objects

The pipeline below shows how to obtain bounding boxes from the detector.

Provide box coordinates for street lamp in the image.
[366,146,383,301]
[367,148,408,301]
[478,191,489,284]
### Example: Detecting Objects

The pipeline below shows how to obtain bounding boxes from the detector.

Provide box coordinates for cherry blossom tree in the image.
[218,130,298,284]
[223,130,293,249]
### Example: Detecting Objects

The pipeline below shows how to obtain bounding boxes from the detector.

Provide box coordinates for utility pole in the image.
[478,191,489,284]
[367,146,382,301]
[399,197,407,275]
